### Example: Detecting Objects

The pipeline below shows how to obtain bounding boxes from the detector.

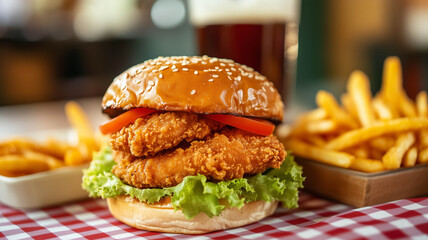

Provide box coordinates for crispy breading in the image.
[112,128,286,188]
[110,112,223,157]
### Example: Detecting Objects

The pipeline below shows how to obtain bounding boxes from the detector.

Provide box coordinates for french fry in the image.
[65,101,98,159]
[325,118,428,150]
[382,132,415,169]
[381,57,417,117]
[380,57,400,104]
[291,109,328,135]
[403,146,418,167]
[0,155,49,174]
[0,170,25,177]
[306,119,339,134]
[44,137,68,159]
[64,148,85,166]
[22,150,64,169]
[370,148,384,160]
[0,138,35,155]
[419,148,428,163]
[316,90,359,129]
[372,97,394,120]
[349,158,385,172]
[369,136,395,152]
[416,91,428,118]
[285,138,354,168]
[299,108,328,121]
[347,71,376,127]
[354,146,370,159]
[0,138,66,160]
[420,130,428,148]
[416,90,428,147]
[65,101,94,140]
[341,93,359,120]
[302,135,326,147]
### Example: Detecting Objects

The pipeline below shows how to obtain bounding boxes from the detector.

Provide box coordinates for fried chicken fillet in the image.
[111,112,286,188]
[110,112,224,157]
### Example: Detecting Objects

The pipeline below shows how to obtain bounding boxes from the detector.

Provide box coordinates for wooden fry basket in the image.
[296,157,428,207]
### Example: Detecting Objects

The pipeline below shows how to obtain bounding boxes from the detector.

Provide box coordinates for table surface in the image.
[1,99,428,239]
[1,192,427,240]
[0,98,106,139]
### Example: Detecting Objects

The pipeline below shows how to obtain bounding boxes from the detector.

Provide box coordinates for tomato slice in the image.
[205,114,275,136]
[99,108,157,135]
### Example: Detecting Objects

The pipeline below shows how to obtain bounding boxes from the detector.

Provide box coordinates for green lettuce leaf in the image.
[82,147,304,220]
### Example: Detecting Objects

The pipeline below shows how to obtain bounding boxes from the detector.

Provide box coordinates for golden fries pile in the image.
[280,57,428,172]
[0,101,100,177]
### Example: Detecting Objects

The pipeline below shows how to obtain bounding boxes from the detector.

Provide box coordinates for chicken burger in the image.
[82,56,303,234]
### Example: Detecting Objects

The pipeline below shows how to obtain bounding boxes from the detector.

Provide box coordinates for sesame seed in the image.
[202,61,207,64]
[148,80,155,86]
[225,69,230,72]
[194,70,199,75]
[159,74,163,79]
[227,76,232,80]
[171,65,177,69]
[231,68,236,71]
[237,76,242,81]
[172,69,179,72]
[208,79,214,82]
[227,72,232,75]
[182,68,188,71]
[159,66,168,71]
[212,74,219,78]
[190,90,196,94]
[220,63,226,67]
[215,66,219,69]
[228,63,234,66]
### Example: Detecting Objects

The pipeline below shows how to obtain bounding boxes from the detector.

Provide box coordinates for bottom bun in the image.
[107,196,278,234]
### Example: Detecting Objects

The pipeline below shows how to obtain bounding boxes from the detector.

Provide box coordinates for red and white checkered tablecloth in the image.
[1,192,427,240]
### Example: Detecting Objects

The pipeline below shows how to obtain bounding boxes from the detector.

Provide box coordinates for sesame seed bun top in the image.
[101,56,284,122]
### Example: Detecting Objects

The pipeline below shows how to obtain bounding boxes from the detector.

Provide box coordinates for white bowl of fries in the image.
[279,56,428,207]
[0,102,103,209]
[0,160,89,209]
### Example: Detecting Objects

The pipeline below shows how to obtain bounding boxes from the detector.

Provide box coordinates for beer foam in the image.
[188,0,300,26]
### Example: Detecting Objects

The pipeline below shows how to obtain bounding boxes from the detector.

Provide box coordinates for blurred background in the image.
[0,0,427,109]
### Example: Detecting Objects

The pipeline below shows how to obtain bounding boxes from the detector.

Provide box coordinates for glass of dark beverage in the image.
[188,0,300,105]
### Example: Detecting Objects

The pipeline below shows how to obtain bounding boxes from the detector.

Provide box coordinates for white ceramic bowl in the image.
[0,129,90,209]
[0,163,89,209]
